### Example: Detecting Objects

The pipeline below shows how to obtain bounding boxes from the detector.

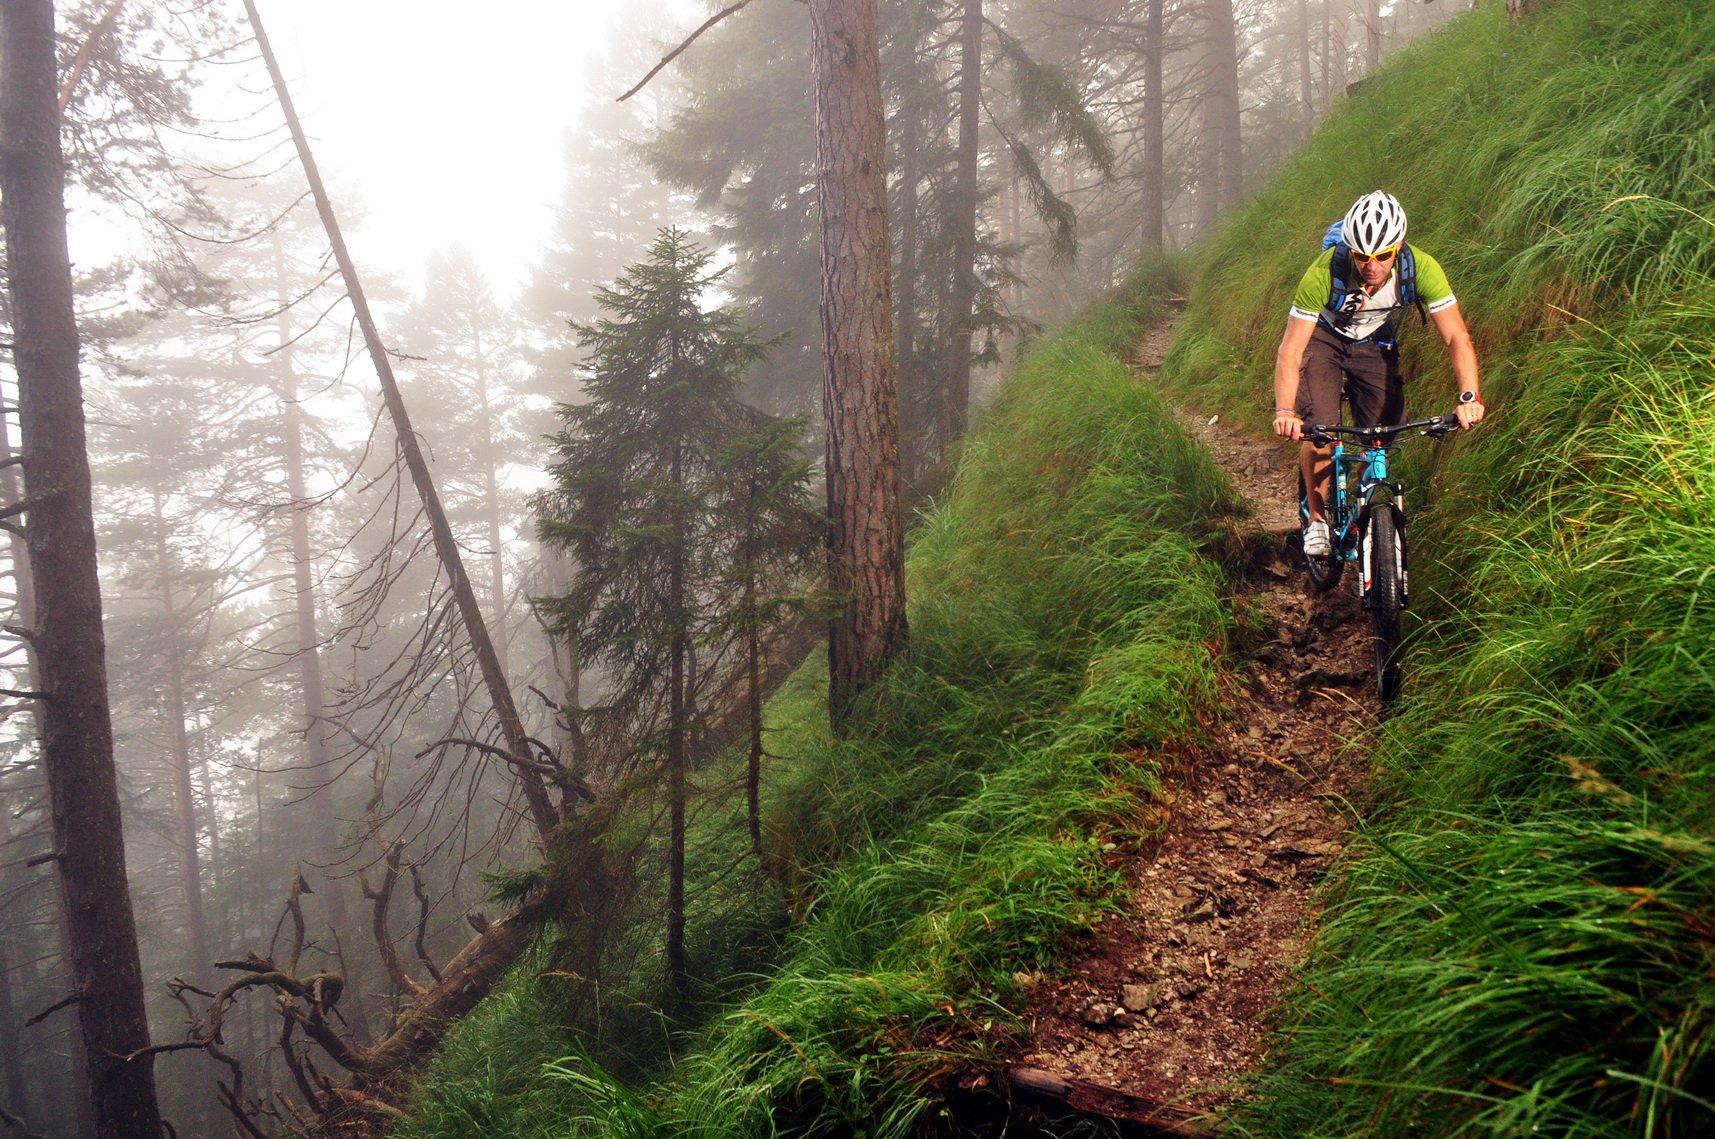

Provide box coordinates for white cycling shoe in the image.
[1302,519,1332,557]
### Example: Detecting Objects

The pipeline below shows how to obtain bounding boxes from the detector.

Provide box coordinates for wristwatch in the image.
[1459,390,1481,405]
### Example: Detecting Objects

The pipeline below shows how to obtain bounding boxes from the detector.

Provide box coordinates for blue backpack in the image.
[1321,220,1426,332]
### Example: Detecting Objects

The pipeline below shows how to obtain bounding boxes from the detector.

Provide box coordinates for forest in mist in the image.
[0,0,1473,1133]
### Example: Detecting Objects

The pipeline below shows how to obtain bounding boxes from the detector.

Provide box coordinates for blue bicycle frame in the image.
[1325,436,1400,598]
[1299,414,1460,701]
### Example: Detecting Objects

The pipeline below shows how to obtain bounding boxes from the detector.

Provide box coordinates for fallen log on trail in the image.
[1008,1065,1218,1137]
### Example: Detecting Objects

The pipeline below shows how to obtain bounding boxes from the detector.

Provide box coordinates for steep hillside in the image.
[397,3,1715,1136]
[398,261,1249,1137]
[1160,1,1715,1134]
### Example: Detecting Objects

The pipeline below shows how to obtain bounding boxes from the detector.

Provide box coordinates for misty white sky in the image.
[257,0,681,298]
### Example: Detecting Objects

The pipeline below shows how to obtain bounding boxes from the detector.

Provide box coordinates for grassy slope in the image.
[400,260,1248,1136]
[1159,3,1715,1135]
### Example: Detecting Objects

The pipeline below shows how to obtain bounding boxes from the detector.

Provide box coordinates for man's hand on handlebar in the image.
[1455,396,1485,431]
[1273,410,1304,442]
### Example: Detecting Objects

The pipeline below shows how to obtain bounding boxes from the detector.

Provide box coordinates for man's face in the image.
[1354,244,1399,288]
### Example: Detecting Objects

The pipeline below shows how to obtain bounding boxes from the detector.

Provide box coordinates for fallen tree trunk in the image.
[1008,1066,1218,1137]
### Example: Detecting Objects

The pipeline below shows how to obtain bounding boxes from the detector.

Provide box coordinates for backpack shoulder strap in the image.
[1327,243,1353,311]
[1400,244,1426,323]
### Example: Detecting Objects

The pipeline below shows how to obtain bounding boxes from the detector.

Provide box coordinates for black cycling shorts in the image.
[1292,322,1403,430]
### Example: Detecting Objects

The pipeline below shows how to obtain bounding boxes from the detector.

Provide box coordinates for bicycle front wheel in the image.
[1364,504,1405,703]
[1298,470,1343,593]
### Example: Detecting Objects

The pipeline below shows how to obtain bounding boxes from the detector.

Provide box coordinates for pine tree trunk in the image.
[1319,0,1334,109]
[746,582,764,857]
[1200,0,1244,233]
[0,803,30,1121]
[895,97,923,485]
[272,230,355,959]
[0,366,37,1126]
[1328,0,1349,96]
[1365,0,1382,74]
[941,0,982,451]
[667,444,688,995]
[0,2,165,1133]
[811,0,908,730]
[1142,0,1166,250]
[1298,0,1315,127]
[153,492,213,984]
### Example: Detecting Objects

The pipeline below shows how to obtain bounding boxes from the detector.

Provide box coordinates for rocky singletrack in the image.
[999,315,1385,1133]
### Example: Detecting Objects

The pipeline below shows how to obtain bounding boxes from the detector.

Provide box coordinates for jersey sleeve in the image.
[1287,249,1334,322]
[1412,247,1458,314]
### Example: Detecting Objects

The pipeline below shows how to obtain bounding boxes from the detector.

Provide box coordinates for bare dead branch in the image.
[415,736,555,775]
[0,497,35,522]
[281,871,310,976]
[409,864,445,984]
[358,849,422,999]
[618,0,757,102]
[23,989,81,1027]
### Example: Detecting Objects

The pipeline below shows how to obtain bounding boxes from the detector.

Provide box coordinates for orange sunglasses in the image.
[1351,244,1400,265]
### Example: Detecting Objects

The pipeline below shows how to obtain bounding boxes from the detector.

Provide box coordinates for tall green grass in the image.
[400,256,1247,1135]
[1156,1,1715,1134]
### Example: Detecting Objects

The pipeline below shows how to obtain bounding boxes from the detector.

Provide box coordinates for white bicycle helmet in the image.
[1341,190,1408,255]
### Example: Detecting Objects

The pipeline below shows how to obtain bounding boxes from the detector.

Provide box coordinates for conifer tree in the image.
[537,227,795,994]
[708,414,821,855]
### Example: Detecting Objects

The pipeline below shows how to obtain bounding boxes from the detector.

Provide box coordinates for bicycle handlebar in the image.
[1303,412,1463,446]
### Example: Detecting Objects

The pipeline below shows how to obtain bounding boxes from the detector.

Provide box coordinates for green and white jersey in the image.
[1287,245,1458,342]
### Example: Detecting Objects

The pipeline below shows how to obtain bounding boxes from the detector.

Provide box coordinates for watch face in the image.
[1459,391,1475,403]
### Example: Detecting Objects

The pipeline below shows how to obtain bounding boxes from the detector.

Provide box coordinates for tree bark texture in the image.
[243,0,558,841]
[810,0,907,729]
[0,2,165,1134]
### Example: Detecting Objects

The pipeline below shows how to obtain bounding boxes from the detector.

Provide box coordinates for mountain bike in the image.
[1297,412,1461,703]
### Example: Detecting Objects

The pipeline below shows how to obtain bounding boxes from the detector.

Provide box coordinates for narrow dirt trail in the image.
[1000,313,1385,1133]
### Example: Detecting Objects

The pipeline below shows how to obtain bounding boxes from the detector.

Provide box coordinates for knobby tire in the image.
[1365,504,1405,703]
[1298,470,1342,593]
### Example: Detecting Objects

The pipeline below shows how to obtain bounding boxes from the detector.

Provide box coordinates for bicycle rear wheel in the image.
[1298,470,1342,592]
[1364,504,1406,703]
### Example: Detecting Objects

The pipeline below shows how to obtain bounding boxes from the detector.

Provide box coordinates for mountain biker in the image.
[1272,190,1484,557]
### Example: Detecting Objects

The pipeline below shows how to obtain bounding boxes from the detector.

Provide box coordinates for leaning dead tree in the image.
[130,0,620,1123]
[240,0,563,840]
